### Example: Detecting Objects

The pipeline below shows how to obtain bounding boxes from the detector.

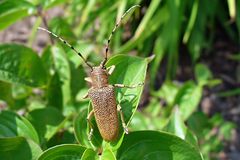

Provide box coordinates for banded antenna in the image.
[101,5,140,67]
[38,27,93,70]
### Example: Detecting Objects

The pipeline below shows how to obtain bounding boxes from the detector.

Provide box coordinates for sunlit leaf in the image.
[174,81,202,120]
[195,63,212,85]
[51,45,71,105]
[164,107,199,149]
[0,44,47,87]
[27,107,65,144]
[41,45,71,105]
[0,110,39,144]
[38,144,86,160]
[227,0,236,20]
[12,83,32,99]
[0,137,42,160]
[49,17,76,40]
[183,0,199,43]
[152,81,179,105]
[117,131,203,160]
[70,64,88,103]
[81,148,97,160]
[101,148,116,160]
[0,0,35,30]
[134,0,161,38]
[106,55,148,147]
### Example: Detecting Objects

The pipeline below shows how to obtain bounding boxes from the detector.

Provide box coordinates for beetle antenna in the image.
[100,5,140,67]
[38,27,93,70]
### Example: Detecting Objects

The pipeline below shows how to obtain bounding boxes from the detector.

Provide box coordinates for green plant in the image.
[0,0,238,159]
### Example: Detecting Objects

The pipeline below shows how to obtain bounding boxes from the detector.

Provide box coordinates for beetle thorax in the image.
[90,66,109,88]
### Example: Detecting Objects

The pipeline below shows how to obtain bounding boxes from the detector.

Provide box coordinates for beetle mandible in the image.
[38,5,142,141]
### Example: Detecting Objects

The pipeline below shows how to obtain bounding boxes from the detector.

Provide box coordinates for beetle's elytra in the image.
[89,83,119,141]
[38,5,143,141]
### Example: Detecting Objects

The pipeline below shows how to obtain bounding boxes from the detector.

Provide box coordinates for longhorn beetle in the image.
[38,5,143,141]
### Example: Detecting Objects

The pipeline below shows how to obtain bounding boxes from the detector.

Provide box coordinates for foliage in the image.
[0,0,238,160]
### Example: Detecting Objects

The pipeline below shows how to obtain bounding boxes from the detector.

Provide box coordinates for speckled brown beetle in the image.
[38,5,142,141]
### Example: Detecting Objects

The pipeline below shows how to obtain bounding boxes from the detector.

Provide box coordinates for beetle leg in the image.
[107,65,115,75]
[87,110,94,141]
[82,92,89,99]
[113,82,144,88]
[117,104,128,134]
[84,77,92,83]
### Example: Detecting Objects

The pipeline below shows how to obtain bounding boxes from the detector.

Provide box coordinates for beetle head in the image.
[90,66,109,88]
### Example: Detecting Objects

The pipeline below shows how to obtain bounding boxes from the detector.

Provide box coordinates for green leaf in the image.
[75,0,96,35]
[183,0,199,43]
[152,81,179,105]
[101,148,116,160]
[117,131,203,160]
[106,55,148,123]
[0,137,42,160]
[65,41,94,68]
[106,55,148,146]
[47,130,76,148]
[219,121,235,140]
[116,6,169,55]
[51,45,71,105]
[237,1,240,35]
[0,44,47,87]
[194,63,212,85]
[74,108,90,147]
[130,101,169,131]
[164,107,199,149]
[38,144,86,160]
[74,107,102,148]
[217,88,240,97]
[27,107,65,144]
[0,81,14,106]
[70,64,88,103]
[227,0,236,20]
[134,0,161,38]
[12,83,32,99]
[150,36,167,86]
[129,110,152,131]
[174,81,202,120]
[49,17,76,40]
[0,0,35,30]
[0,110,39,144]
[42,45,72,106]
[81,148,97,160]
[41,46,53,78]
[47,72,63,110]
[187,112,209,138]
[41,0,68,10]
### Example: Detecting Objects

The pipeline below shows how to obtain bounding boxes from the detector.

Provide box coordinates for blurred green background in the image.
[0,0,239,160]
